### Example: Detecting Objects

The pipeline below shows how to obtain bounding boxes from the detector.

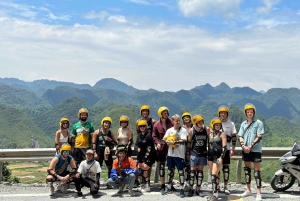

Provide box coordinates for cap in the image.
[86,149,94,154]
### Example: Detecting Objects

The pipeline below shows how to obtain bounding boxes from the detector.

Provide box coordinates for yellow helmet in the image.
[192,115,204,125]
[140,105,150,115]
[181,111,192,120]
[119,115,130,125]
[59,117,69,128]
[78,108,88,118]
[101,117,112,127]
[244,103,256,116]
[158,106,169,118]
[210,117,222,130]
[60,143,71,153]
[166,135,178,148]
[218,105,229,115]
[137,119,148,127]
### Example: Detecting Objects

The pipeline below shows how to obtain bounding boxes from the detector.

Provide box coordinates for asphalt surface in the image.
[0,181,300,201]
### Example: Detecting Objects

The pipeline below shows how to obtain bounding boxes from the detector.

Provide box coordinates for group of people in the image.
[46,103,264,201]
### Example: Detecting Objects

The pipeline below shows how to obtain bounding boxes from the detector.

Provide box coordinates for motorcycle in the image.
[270,141,300,191]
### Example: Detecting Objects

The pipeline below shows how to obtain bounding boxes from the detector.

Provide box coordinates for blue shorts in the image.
[190,155,207,167]
[167,156,185,170]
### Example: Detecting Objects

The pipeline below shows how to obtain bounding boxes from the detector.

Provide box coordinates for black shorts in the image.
[242,151,262,162]
[74,148,87,162]
[222,150,230,165]
[96,148,113,167]
[207,148,221,163]
[156,153,167,162]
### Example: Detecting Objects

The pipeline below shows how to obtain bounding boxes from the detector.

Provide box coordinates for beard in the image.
[80,117,87,122]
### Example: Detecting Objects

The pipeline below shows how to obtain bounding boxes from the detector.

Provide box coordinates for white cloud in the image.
[257,0,281,14]
[108,15,127,23]
[83,10,110,21]
[128,0,150,5]
[178,0,242,18]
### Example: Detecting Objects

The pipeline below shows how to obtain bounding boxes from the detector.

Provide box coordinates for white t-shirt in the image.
[222,120,237,149]
[77,160,102,181]
[164,127,188,159]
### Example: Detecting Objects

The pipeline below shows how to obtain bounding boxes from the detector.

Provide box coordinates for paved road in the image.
[0,182,299,201]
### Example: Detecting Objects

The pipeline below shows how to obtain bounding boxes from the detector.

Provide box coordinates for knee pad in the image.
[159,163,165,178]
[254,170,262,188]
[222,166,230,182]
[189,170,196,186]
[168,169,175,184]
[178,170,185,185]
[244,167,251,184]
[211,174,217,193]
[46,178,53,186]
[196,170,203,187]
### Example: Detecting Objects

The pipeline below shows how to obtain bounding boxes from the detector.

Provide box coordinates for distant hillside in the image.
[94,78,137,94]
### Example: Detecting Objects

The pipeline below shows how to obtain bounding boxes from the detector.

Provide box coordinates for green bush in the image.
[1,162,20,183]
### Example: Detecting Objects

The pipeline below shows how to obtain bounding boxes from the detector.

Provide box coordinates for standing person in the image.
[55,117,74,154]
[181,110,193,192]
[75,149,102,197]
[161,114,188,198]
[238,103,264,201]
[107,145,138,196]
[134,104,156,187]
[46,143,77,196]
[92,116,117,189]
[186,115,210,197]
[218,105,237,195]
[117,115,133,157]
[207,118,227,201]
[152,106,173,192]
[134,119,156,192]
[72,108,95,166]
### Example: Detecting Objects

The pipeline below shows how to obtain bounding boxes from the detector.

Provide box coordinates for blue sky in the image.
[1,0,300,92]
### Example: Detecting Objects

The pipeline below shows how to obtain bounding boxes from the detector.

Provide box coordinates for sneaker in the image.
[188,189,194,197]
[183,183,190,192]
[241,190,252,198]
[195,190,199,196]
[161,186,170,195]
[160,184,166,192]
[133,180,140,188]
[224,186,230,195]
[106,184,113,189]
[256,193,262,201]
[171,185,177,192]
[59,185,68,194]
[128,190,136,197]
[143,185,150,192]
[117,184,125,194]
[49,186,54,196]
[180,189,185,198]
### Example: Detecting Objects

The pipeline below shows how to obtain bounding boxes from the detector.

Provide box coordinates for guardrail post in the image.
[0,161,3,182]
[236,159,242,184]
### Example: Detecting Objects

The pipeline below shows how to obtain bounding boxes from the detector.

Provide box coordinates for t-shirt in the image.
[164,127,188,159]
[222,120,237,149]
[77,160,101,181]
[72,121,95,148]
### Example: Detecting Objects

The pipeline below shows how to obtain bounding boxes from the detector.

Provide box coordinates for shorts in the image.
[74,148,87,162]
[222,151,230,165]
[156,153,167,162]
[96,148,113,167]
[242,151,262,162]
[189,155,207,167]
[207,148,221,163]
[167,156,185,170]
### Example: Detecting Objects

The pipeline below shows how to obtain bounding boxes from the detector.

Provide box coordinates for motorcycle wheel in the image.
[270,174,295,191]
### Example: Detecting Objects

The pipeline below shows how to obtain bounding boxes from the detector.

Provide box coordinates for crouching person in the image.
[75,149,102,197]
[46,143,77,196]
[107,145,138,196]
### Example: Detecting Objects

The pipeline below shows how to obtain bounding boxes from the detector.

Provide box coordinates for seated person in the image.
[46,143,77,196]
[107,145,138,196]
[75,149,102,196]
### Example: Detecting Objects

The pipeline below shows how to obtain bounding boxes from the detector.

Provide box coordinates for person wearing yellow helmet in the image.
[162,114,188,198]
[117,115,133,157]
[152,106,173,192]
[207,117,227,201]
[55,117,74,154]
[186,114,210,197]
[72,108,95,166]
[46,143,77,196]
[238,103,264,201]
[134,119,156,192]
[92,116,117,189]
[217,105,237,195]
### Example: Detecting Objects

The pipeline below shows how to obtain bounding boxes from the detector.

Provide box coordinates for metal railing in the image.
[0,147,289,183]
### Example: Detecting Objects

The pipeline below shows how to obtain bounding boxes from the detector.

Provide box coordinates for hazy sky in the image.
[1,0,300,92]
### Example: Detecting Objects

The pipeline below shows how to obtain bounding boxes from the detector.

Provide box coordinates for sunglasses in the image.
[139,125,146,128]
[62,150,70,155]
[62,122,69,125]
[120,121,128,123]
